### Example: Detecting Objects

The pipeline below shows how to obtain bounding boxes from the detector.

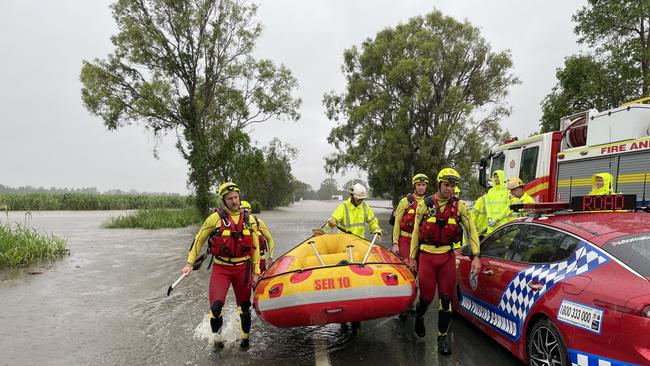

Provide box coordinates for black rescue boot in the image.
[414,298,430,338]
[210,301,225,351]
[238,301,252,349]
[437,334,451,355]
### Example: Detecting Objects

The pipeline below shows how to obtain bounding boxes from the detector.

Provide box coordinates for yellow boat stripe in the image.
[257,284,413,311]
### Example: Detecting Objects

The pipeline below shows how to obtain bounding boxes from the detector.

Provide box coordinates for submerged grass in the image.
[104,208,203,229]
[0,224,68,268]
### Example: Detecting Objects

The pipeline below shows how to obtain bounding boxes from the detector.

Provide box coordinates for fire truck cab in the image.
[479,100,650,204]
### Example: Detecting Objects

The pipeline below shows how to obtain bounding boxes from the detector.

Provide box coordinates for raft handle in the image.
[308,240,325,266]
[346,245,354,263]
[324,307,344,314]
[361,233,380,264]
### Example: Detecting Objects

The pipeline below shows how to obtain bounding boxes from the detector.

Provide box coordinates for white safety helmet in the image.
[348,183,368,200]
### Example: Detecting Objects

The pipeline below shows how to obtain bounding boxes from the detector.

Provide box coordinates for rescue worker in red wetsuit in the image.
[409,168,481,355]
[181,182,260,350]
[392,173,429,261]
[241,200,275,272]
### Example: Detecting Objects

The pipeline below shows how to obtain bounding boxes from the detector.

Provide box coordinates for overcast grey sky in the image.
[0,0,586,194]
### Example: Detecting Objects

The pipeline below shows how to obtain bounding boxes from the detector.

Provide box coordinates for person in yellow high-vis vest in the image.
[588,172,614,195]
[503,177,535,224]
[327,183,382,241]
[471,170,509,237]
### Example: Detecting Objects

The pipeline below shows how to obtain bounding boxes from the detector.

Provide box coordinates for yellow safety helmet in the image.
[437,168,460,183]
[506,177,525,190]
[412,173,429,185]
[454,186,461,194]
[218,182,240,198]
[240,200,251,209]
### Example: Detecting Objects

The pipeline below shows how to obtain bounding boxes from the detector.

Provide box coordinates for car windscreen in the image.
[603,233,650,278]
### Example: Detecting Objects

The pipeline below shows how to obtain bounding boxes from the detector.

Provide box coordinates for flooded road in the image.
[0,201,522,365]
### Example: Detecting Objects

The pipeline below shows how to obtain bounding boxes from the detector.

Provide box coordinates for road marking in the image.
[313,333,330,366]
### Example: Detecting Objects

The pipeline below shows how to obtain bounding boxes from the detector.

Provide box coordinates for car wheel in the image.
[527,318,569,366]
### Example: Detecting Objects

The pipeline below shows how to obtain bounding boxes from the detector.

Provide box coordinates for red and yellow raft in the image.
[253,233,416,328]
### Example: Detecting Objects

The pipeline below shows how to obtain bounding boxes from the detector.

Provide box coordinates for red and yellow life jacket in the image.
[208,208,254,258]
[418,196,462,246]
[399,194,418,233]
[253,216,267,253]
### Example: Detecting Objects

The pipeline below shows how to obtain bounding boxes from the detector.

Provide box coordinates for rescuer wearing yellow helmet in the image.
[409,168,481,355]
[392,173,429,260]
[240,200,275,272]
[181,182,260,350]
[503,177,535,223]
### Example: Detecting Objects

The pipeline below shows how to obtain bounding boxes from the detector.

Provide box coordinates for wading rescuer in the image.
[392,173,429,261]
[327,183,382,241]
[409,168,481,355]
[180,182,260,350]
[241,200,275,272]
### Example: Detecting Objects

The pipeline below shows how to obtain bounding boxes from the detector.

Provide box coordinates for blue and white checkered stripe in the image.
[498,242,610,331]
[569,349,640,366]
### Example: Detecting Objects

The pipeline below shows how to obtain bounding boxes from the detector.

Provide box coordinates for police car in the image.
[453,195,650,366]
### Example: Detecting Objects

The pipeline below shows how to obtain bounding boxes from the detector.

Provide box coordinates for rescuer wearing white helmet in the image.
[326,183,382,240]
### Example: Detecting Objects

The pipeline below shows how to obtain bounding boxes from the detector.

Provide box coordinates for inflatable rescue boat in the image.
[253,233,416,328]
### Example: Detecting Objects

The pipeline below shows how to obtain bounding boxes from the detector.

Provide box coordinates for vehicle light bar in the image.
[510,202,570,213]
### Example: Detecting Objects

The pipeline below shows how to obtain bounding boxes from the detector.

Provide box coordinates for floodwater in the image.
[0,200,522,365]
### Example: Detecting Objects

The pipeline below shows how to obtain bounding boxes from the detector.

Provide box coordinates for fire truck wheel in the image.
[527,318,568,366]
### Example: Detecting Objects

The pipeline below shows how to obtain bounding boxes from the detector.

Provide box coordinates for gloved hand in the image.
[487,218,497,227]
[327,217,337,227]
[392,243,400,255]
[373,233,381,243]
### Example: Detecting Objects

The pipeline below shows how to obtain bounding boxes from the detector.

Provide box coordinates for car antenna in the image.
[568,176,573,209]
[641,173,648,207]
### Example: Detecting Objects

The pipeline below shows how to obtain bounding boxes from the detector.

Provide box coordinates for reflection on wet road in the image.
[0,201,522,365]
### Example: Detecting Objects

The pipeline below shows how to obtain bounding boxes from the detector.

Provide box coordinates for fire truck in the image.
[479,98,650,203]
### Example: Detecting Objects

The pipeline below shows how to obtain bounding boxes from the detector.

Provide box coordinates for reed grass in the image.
[104,208,203,229]
[0,224,68,268]
[0,192,196,211]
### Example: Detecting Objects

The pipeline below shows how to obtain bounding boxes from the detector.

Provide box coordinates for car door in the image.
[456,223,528,339]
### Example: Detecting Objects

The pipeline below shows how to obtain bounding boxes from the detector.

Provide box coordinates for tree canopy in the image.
[323,10,517,202]
[80,0,301,216]
[540,0,650,132]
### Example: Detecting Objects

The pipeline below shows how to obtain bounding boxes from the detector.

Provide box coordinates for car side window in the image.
[550,235,580,262]
[480,225,524,259]
[511,225,566,263]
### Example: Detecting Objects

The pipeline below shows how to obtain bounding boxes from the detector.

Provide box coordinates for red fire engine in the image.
[479,98,650,203]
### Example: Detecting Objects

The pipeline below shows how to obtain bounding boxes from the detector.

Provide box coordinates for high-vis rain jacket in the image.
[588,172,615,196]
[328,198,382,239]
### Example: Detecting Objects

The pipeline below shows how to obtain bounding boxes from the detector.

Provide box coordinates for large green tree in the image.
[323,10,517,203]
[317,178,339,200]
[540,0,650,132]
[574,0,650,96]
[80,0,301,216]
